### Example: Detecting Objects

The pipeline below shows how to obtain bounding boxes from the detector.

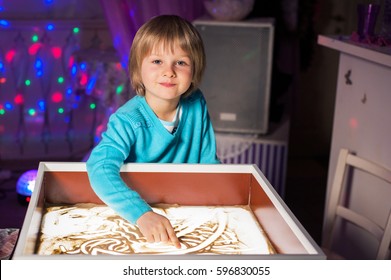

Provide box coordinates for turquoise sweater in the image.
[86,90,220,224]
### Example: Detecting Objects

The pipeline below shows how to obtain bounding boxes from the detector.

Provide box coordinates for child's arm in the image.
[198,91,221,163]
[137,211,181,248]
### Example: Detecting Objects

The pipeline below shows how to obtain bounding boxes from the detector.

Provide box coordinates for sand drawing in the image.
[37,204,275,255]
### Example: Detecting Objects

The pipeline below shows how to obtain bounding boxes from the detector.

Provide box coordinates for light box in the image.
[12,162,325,259]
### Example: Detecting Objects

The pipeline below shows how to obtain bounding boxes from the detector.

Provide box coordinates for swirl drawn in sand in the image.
[37,204,274,255]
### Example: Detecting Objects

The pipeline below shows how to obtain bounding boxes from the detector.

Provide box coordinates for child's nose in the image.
[163,65,176,78]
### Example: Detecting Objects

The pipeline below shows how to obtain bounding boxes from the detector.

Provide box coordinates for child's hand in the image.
[136,211,181,249]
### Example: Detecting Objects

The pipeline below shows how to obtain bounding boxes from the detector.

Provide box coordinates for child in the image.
[86,15,220,249]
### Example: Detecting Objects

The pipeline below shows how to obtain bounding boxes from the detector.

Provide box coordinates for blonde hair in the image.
[129,15,206,98]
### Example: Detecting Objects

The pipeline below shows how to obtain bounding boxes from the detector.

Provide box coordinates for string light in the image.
[37,100,46,111]
[1,22,126,159]
[80,73,88,86]
[35,58,43,77]
[46,23,55,31]
[31,34,39,42]
[80,62,87,70]
[51,46,62,59]
[116,84,124,94]
[0,19,10,28]
[28,108,36,116]
[51,92,63,103]
[5,50,15,62]
[29,43,42,55]
[14,94,24,105]
[86,76,96,94]
[4,102,13,110]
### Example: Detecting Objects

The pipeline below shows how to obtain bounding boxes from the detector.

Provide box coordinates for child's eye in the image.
[177,60,188,66]
[152,59,162,64]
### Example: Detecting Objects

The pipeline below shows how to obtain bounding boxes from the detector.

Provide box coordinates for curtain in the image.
[99,0,206,69]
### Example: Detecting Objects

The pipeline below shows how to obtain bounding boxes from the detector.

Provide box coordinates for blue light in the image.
[0,19,10,28]
[5,102,13,110]
[80,62,87,70]
[71,65,77,76]
[44,0,54,4]
[38,99,46,111]
[16,170,38,197]
[35,58,42,69]
[0,61,4,71]
[86,76,97,94]
[46,23,55,31]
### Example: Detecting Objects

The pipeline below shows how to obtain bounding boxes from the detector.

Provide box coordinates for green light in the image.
[32,34,39,42]
[25,79,31,86]
[28,108,36,116]
[73,27,80,34]
[89,103,96,110]
[57,76,64,84]
[58,107,64,114]
[0,109,5,115]
[116,84,124,94]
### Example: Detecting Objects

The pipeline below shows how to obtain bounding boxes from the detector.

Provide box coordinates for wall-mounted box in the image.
[12,162,324,259]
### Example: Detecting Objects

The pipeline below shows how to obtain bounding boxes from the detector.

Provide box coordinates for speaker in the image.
[194,18,274,134]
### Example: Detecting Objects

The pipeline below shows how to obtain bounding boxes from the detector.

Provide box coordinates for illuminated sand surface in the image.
[37,204,275,255]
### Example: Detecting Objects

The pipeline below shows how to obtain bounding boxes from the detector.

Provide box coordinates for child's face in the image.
[141,43,193,104]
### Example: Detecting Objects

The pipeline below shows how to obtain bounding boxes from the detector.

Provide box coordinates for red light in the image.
[51,92,63,103]
[14,94,24,105]
[68,55,75,68]
[80,73,88,86]
[5,50,16,62]
[51,46,62,59]
[28,43,42,55]
[26,196,31,202]
[349,117,358,129]
[0,77,6,84]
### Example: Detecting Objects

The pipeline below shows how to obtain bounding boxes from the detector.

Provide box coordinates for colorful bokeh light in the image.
[51,46,62,59]
[28,108,36,116]
[51,92,63,103]
[32,34,39,42]
[28,42,42,55]
[5,49,15,62]
[14,94,24,105]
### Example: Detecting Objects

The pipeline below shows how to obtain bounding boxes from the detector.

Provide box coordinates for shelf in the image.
[318,35,391,67]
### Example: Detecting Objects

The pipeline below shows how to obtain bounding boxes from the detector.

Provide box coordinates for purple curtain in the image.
[100,0,206,69]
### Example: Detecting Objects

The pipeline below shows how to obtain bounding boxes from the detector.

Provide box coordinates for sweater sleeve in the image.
[86,112,152,224]
[198,92,221,164]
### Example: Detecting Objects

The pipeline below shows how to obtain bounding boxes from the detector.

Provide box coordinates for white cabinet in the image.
[318,35,391,259]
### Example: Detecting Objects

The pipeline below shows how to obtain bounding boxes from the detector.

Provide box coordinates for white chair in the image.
[322,148,391,259]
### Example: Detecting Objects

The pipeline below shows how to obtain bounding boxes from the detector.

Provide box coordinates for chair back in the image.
[322,148,391,259]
